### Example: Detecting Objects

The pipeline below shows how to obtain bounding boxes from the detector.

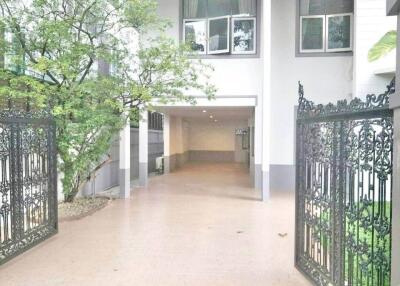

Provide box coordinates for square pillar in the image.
[119,119,130,199]
[254,103,262,191]
[163,114,170,173]
[261,0,272,202]
[139,110,148,187]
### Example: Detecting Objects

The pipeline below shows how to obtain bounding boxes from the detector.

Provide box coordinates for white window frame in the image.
[326,13,353,53]
[300,15,325,53]
[231,17,257,55]
[183,18,208,55]
[207,15,230,55]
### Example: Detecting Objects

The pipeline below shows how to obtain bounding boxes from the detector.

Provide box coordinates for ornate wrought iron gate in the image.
[295,80,395,286]
[0,109,57,265]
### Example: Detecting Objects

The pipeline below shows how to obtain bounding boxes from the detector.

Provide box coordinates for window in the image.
[3,30,26,74]
[298,0,353,55]
[208,16,230,54]
[232,17,256,54]
[148,112,164,131]
[184,20,207,54]
[182,0,257,56]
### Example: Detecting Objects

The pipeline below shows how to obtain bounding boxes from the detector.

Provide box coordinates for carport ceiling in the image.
[157,107,253,121]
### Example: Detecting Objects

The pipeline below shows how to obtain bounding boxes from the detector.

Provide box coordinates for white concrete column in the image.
[119,118,130,199]
[176,117,184,168]
[139,110,148,187]
[163,114,170,173]
[248,114,255,186]
[261,0,272,202]
[254,103,262,191]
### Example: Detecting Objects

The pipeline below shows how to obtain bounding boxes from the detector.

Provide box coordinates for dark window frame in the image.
[179,0,262,59]
[295,0,354,57]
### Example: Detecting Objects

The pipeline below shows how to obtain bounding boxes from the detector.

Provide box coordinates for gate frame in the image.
[295,79,395,285]
[0,108,58,266]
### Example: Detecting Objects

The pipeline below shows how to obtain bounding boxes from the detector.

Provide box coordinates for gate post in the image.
[389,2,400,284]
[391,104,400,286]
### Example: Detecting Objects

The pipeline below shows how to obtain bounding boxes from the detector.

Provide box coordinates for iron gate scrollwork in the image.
[295,79,395,286]
[0,108,57,265]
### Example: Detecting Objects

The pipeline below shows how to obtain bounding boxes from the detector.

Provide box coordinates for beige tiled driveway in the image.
[0,162,310,286]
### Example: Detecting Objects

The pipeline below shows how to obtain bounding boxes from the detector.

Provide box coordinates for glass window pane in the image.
[209,17,229,53]
[184,20,207,53]
[232,18,255,53]
[301,17,324,51]
[231,0,256,16]
[208,0,232,17]
[327,15,351,50]
[326,0,353,14]
[183,0,207,18]
[299,0,326,16]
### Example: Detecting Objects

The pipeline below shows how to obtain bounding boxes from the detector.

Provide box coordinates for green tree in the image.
[368,30,397,62]
[0,0,215,202]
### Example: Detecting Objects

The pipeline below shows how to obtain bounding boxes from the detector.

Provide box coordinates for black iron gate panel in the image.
[0,109,57,265]
[295,80,395,286]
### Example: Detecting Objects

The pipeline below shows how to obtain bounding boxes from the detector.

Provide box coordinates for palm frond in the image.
[368,30,397,62]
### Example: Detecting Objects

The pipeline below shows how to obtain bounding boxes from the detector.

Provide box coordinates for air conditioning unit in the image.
[156,156,164,175]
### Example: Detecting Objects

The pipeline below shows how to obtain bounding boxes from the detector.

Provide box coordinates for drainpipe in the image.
[388,1,400,284]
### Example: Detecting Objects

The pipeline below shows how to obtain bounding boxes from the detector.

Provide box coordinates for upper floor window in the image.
[298,0,354,55]
[183,0,257,55]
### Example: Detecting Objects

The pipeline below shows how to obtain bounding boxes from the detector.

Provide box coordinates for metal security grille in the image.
[0,108,57,265]
[295,80,395,286]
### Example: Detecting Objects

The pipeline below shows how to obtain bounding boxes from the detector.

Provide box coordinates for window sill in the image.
[188,53,260,59]
[295,51,353,58]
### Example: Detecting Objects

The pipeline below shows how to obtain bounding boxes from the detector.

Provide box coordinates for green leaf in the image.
[368,30,397,62]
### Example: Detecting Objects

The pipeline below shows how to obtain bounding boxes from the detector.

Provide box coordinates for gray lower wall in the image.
[169,152,189,172]
[80,128,163,196]
[168,150,235,172]
[270,164,295,192]
[189,150,235,162]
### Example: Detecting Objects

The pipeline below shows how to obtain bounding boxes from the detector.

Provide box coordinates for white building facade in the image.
[126,0,398,201]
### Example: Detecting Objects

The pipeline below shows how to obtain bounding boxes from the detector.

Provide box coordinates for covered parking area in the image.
[160,106,253,174]
[154,97,261,200]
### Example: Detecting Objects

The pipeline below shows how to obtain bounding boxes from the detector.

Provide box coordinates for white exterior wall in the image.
[156,0,395,190]
[182,120,190,153]
[169,116,183,155]
[157,0,263,174]
[271,0,354,166]
[157,0,263,98]
[354,0,397,98]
